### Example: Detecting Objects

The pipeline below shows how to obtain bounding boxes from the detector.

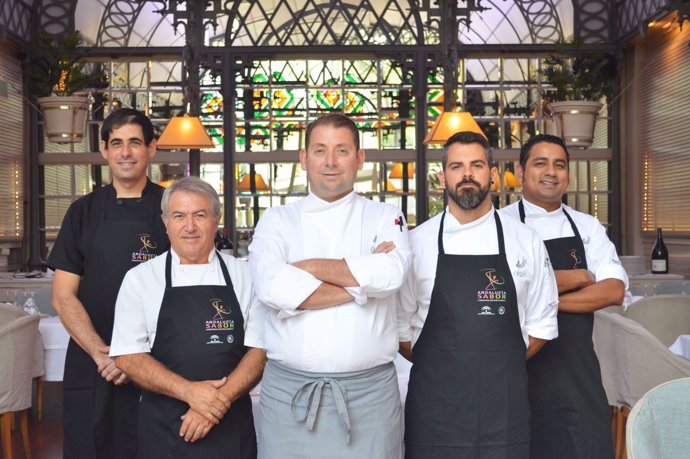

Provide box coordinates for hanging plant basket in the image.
[548,100,602,149]
[37,96,91,143]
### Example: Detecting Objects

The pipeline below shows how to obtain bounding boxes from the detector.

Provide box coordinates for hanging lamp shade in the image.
[503,170,522,188]
[237,173,270,192]
[389,162,415,179]
[423,111,487,144]
[157,115,214,149]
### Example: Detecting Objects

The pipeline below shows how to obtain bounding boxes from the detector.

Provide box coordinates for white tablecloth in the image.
[38,315,70,381]
[670,335,690,360]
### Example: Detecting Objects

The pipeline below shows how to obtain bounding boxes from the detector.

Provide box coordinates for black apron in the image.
[137,251,256,459]
[63,184,168,459]
[405,211,529,459]
[519,201,614,459]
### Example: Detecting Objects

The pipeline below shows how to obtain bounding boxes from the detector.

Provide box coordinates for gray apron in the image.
[258,360,402,458]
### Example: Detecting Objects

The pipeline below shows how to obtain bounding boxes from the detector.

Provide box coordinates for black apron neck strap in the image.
[518,199,526,223]
[437,209,505,255]
[494,211,506,255]
[561,207,583,241]
[164,250,233,288]
[438,211,447,255]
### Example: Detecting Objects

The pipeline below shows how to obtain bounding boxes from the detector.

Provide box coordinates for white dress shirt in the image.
[499,199,629,288]
[249,191,411,372]
[110,249,264,356]
[397,207,559,348]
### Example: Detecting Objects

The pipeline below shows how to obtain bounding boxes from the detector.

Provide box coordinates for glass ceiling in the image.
[74,0,575,49]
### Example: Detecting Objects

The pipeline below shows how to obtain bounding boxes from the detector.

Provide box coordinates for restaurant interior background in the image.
[0,0,689,274]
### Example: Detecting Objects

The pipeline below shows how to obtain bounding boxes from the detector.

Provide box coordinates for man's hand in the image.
[373,241,396,254]
[181,378,230,424]
[180,408,215,442]
[95,345,128,385]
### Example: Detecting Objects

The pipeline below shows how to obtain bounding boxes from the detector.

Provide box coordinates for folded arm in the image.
[558,278,625,313]
[554,269,595,294]
[53,269,127,385]
[526,336,546,360]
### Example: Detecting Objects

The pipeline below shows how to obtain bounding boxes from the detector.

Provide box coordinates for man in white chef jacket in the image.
[398,131,559,458]
[249,113,411,458]
[499,134,627,459]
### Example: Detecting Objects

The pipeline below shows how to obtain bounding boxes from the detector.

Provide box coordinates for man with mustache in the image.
[398,131,559,459]
[500,134,627,459]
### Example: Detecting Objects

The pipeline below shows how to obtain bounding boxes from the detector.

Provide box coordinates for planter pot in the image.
[548,100,603,148]
[37,96,91,143]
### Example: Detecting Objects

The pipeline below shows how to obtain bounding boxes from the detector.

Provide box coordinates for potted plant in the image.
[24,31,108,143]
[541,38,616,148]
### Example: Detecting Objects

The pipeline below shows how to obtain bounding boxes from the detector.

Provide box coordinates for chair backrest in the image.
[0,303,40,412]
[626,377,690,459]
[593,310,690,409]
[624,294,690,347]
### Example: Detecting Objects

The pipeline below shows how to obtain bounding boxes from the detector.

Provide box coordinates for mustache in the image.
[456,178,481,188]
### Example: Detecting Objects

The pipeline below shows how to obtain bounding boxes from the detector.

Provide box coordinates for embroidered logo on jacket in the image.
[131,234,158,263]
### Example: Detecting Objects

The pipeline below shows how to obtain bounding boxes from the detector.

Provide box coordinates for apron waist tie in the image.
[290,377,351,444]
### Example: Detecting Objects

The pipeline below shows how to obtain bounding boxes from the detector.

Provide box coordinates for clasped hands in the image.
[179,377,231,443]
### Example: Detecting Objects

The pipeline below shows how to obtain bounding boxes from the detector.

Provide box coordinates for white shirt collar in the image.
[169,247,217,265]
[521,198,564,217]
[304,190,357,212]
[443,205,495,232]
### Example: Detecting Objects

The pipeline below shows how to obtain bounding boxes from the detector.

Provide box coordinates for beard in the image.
[447,177,492,210]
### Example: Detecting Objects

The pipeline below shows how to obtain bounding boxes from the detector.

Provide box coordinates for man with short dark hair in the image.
[500,133,627,459]
[249,113,410,458]
[111,176,265,459]
[398,131,558,459]
[48,108,169,458]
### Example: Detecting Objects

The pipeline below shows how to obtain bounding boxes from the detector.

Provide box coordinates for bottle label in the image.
[652,259,667,273]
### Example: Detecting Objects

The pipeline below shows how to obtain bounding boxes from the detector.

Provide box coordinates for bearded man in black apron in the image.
[500,134,627,459]
[398,131,559,459]
[48,108,169,459]
[111,176,265,459]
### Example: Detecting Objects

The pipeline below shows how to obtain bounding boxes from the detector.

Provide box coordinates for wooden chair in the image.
[0,303,40,459]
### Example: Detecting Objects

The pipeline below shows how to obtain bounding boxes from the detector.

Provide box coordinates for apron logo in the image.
[227,335,234,344]
[478,305,495,316]
[205,298,235,332]
[569,249,582,268]
[476,268,508,303]
[498,306,506,315]
[131,233,158,263]
[206,334,222,344]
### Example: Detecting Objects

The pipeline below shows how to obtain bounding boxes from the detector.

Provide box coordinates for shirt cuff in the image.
[344,286,367,305]
[345,253,389,291]
[109,344,151,358]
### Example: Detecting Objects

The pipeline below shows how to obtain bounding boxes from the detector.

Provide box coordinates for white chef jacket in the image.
[248,191,411,373]
[397,206,559,348]
[499,199,629,289]
[110,248,264,357]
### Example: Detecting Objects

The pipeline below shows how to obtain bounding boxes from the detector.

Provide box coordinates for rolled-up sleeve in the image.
[344,208,411,300]
[248,208,322,318]
[588,222,629,288]
[110,271,151,357]
[523,236,559,341]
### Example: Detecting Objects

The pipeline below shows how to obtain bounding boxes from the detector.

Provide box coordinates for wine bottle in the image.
[216,228,233,255]
[651,228,669,274]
